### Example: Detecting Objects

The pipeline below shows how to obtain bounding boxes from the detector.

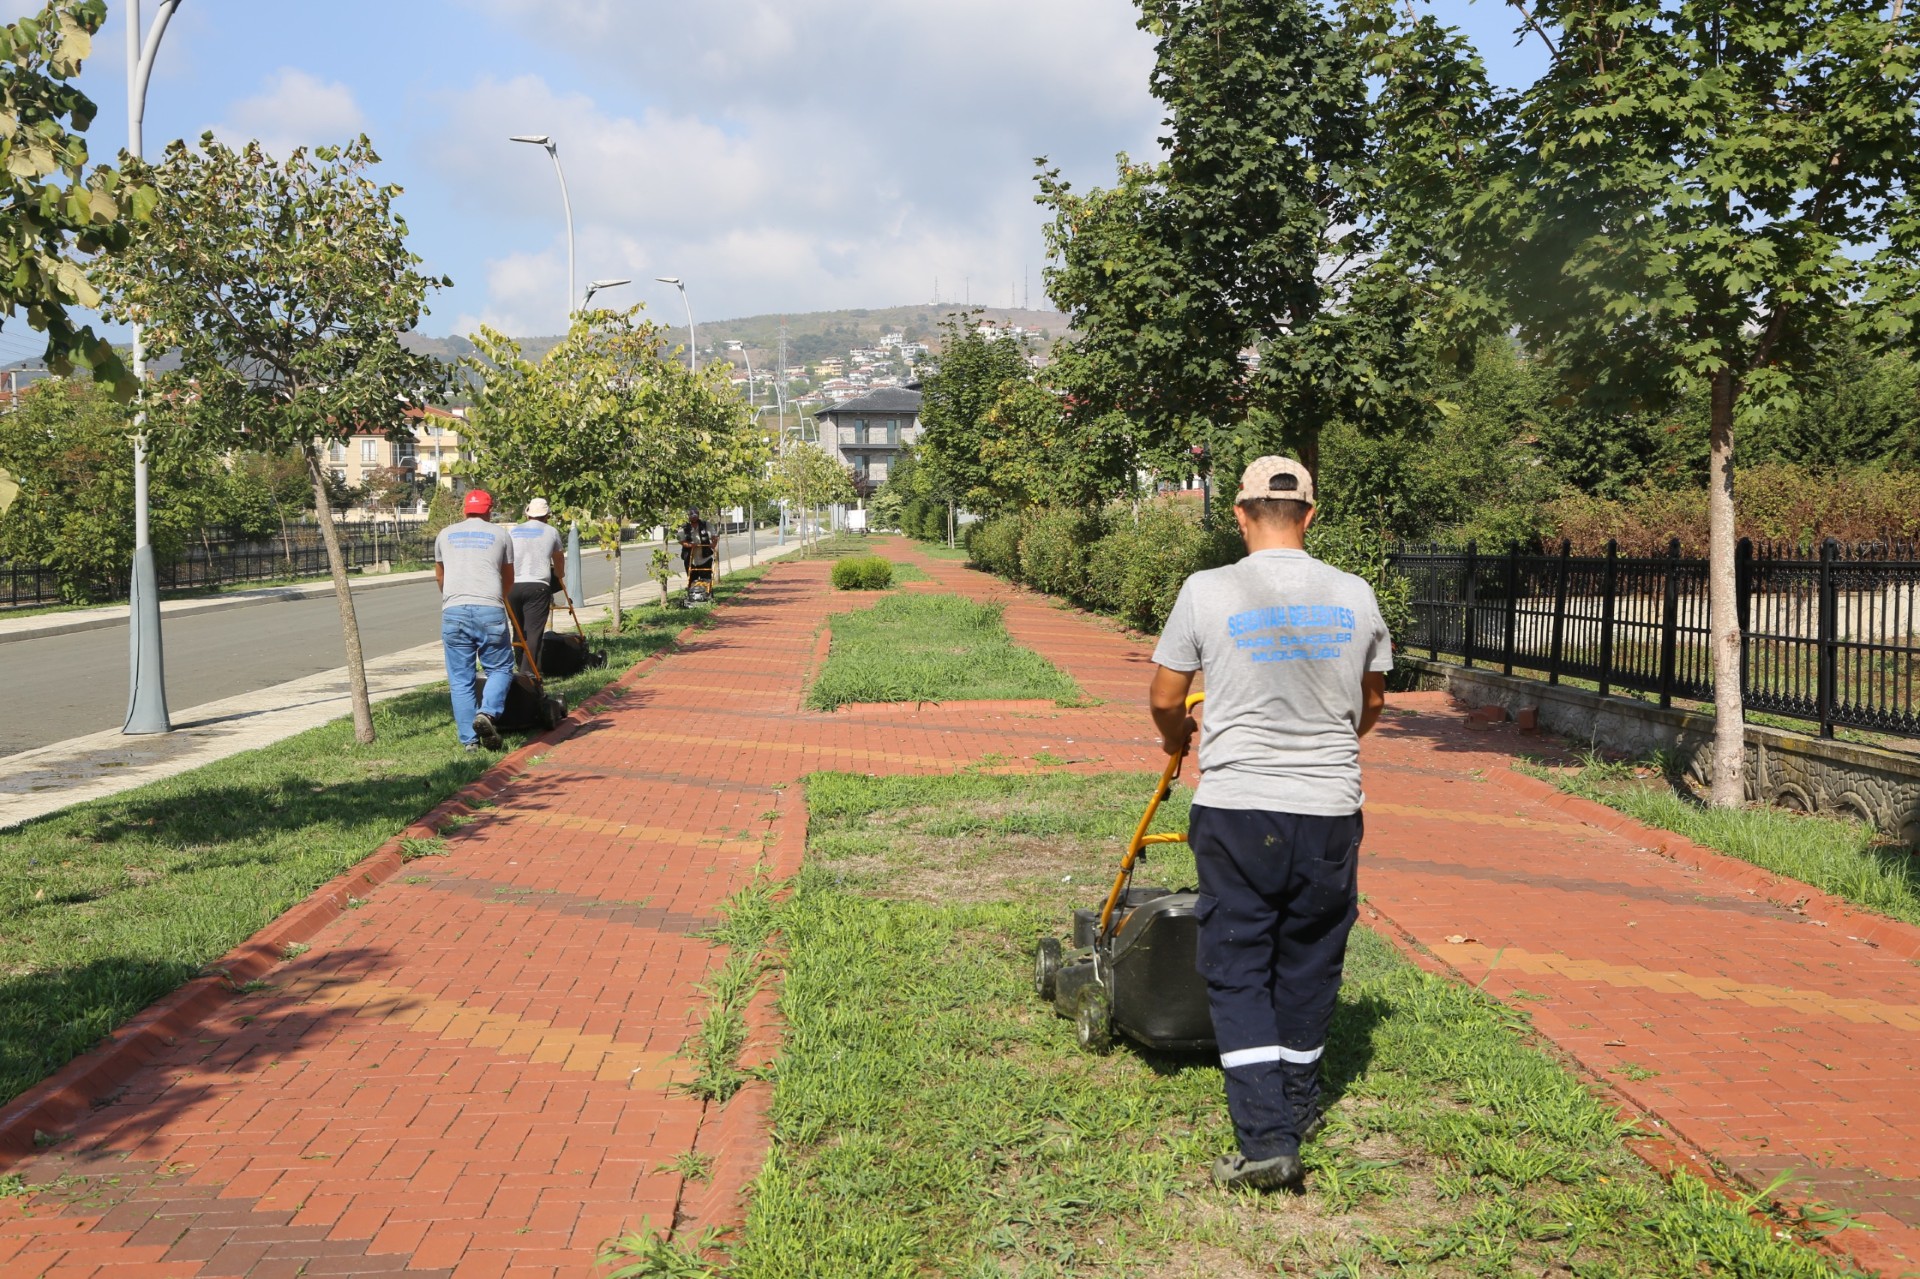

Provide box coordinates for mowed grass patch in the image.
[682,771,1864,1278]
[0,567,769,1107]
[806,592,1084,710]
[1534,754,1920,926]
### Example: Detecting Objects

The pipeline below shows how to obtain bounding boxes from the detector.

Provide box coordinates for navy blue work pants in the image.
[1191,804,1363,1159]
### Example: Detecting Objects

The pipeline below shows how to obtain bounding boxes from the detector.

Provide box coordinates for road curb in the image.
[0,593,724,1167]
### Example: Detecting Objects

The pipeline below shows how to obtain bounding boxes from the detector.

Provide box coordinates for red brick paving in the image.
[4,535,1917,1277]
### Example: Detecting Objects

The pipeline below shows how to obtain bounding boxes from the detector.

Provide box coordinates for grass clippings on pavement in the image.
[806,592,1085,711]
[0,567,768,1108]
[659,769,1865,1279]
[1533,753,1920,926]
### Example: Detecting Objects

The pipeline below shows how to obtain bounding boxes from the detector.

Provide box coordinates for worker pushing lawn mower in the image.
[1036,456,1392,1195]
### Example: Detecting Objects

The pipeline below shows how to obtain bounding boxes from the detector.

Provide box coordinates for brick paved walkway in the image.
[4,536,1917,1277]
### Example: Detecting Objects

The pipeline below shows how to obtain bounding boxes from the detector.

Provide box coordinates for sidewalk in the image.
[0,543,798,831]
[3,536,1915,1276]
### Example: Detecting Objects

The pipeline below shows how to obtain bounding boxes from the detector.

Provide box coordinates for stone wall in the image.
[1401,657,1920,850]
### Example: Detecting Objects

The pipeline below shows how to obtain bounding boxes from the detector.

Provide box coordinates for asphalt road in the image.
[0,548,654,758]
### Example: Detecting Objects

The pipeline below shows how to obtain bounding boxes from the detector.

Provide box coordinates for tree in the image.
[915,312,1031,514]
[1035,0,1420,487]
[99,135,452,744]
[973,376,1133,515]
[1376,0,1920,805]
[0,378,212,600]
[1,1,147,385]
[463,309,764,631]
[771,441,855,553]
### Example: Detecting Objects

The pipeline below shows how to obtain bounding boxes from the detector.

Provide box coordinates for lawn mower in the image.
[684,534,716,607]
[1034,692,1213,1054]
[476,602,568,734]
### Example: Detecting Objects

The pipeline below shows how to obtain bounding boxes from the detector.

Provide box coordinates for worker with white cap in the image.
[507,497,567,673]
[1147,455,1394,1193]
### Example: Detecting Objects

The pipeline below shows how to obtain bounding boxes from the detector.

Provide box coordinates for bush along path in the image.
[0,534,1912,1276]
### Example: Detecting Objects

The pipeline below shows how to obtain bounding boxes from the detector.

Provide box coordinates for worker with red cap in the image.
[434,489,515,750]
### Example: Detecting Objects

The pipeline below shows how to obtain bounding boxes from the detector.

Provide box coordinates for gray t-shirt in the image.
[434,518,512,610]
[1152,549,1393,816]
[509,521,563,585]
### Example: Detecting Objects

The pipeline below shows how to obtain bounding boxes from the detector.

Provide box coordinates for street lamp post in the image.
[582,277,629,311]
[511,134,585,591]
[655,277,695,371]
[510,135,573,330]
[123,0,182,737]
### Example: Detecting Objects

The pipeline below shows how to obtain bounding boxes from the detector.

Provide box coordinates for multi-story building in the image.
[321,405,469,517]
[812,387,922,495]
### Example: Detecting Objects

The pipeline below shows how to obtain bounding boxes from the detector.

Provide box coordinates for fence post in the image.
[1427,548,1441,660]
[1462,540,1478,669]
[1735,537,1753,705]
[1818,537,1837,738]
[1547,539,1571,685]
[1598,540,1618,699]
[1502,545,1519,676]
[1658,537,1682,708]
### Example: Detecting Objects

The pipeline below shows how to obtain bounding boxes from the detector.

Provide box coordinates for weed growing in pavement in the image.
[0,1173,25,1198]
[1532,755,1920,925]
[682,873,781,1104]
[0,567,771,1108]
[659,1150,715,1182]
[398,836,447,861]
[805,592,1086,711]
[598,1218,726,1278]
[703,769,1867,1278]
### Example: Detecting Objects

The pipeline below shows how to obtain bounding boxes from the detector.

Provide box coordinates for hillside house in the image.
[814,386,922,495]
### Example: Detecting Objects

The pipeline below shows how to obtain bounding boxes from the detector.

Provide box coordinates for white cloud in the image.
[423,2,1160,334]
[211,68,366,158]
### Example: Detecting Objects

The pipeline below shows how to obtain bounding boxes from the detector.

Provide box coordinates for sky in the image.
[2,0,1546,357]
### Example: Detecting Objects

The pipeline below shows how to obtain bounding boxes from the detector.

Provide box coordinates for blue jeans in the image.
[443,605,513,744]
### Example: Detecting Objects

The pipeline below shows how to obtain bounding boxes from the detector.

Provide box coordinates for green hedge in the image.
[961,499,1413,641]
[831,555,896,590]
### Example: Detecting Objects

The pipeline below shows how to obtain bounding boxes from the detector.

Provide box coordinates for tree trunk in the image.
[1707,370,1745,808]
[1299,426,1321,485]
[610,538,623,635]
[305,446,376,744]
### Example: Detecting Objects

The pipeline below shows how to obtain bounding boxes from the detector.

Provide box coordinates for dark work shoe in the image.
[472,713,503,751]
[1300,1109,1326,1146]
[1211,1152,1305,1193]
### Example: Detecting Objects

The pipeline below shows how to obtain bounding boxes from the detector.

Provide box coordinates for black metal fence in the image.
[1391,539,1920,740]
[0,521,434,609]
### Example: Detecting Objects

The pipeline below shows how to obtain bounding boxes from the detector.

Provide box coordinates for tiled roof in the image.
[814,387,922,416]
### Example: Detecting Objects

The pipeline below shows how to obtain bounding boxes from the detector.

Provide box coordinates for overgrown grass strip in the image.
[699,770,1864,1278]
[806,592,1085,711]
[0,569,768,1107]
[1534,755,1920,925]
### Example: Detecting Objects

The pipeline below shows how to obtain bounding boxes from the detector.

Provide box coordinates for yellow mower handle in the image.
[1097,692,1204,937]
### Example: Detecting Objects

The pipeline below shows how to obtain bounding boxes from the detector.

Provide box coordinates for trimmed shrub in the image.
[1018,507,1103,599]
[967,514,1026,580]
[831,556,895,590]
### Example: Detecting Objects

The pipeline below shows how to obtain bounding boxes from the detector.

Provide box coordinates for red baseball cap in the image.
[463,489,493,515]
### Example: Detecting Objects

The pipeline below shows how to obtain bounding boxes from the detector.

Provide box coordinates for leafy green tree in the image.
[973,376,1133,516]
[916,313,1033,507]
[213,449,313,543]
[0,379,212,601]
[771,441,855,554]
[1,1,147,384]
[1036,0,1427,485]
[99,134,452,744]
[1376,0,1920,805]
[463,308,762,631]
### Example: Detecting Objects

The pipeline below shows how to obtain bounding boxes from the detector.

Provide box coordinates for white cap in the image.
[525,497,551,518]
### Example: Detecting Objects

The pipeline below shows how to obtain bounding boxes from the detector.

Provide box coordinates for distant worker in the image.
[677,508,713,575]
[508,497,566,673]
[435,489,515,752]
[1147,456,1393,1193]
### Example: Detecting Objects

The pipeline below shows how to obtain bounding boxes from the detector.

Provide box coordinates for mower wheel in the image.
[1033,936,1062,1001]
[1074,985,1112,1054]
[540,694,567,731]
